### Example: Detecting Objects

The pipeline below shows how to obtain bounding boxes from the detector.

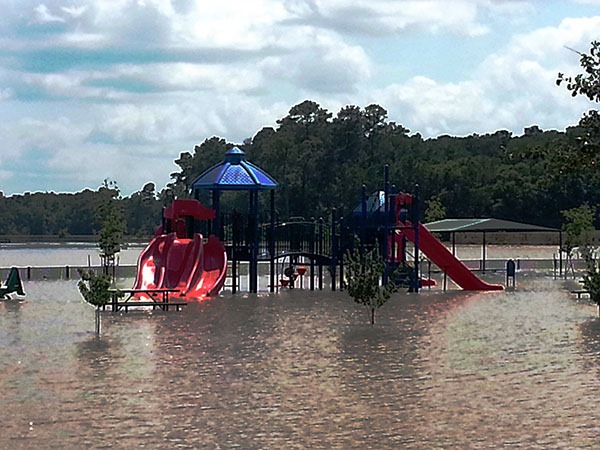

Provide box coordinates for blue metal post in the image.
[212,189,221,239]
[331,208,337,291]
[383,165,390,285]
[412,184,420,293]
[249,190,258,293]
[361,184,367,257]
[269,190,275,293]
[318,217,324,290]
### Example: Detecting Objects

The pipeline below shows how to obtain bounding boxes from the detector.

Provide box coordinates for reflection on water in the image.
[0,246,144,267]
[1,276,599,448]
[0,244,559,269]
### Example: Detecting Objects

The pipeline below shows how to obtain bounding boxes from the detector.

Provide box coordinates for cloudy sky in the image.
[1,0,599,196]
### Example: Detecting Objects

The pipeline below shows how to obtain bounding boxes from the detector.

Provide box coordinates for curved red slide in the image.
[398,222,503,291]
[133,232,228,300]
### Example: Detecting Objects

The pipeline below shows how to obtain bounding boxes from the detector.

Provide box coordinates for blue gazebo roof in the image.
[191,147,278,191]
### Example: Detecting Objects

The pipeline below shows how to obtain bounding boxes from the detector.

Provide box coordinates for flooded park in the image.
[1,245,600,449]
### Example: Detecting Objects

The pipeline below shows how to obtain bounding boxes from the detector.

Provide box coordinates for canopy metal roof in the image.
[425,218,559,233]
[191,147,278,191]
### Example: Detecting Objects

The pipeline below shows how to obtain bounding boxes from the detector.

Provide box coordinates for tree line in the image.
[0,102,597,238]
[168,101,599,229]
[0,181,162,237]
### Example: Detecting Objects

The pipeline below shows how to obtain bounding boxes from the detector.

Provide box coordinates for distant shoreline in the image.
[0,235,150,247]
[2,231,596,247]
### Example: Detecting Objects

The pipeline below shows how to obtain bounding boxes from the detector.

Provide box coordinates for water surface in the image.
[1,274,599,448]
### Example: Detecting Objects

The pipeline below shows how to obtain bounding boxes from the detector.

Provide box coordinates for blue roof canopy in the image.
[191,147,278,191]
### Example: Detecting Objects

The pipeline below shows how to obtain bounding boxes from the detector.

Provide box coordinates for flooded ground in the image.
[0,244,144,267]
[1,272,599,449]
[0,243,562,268]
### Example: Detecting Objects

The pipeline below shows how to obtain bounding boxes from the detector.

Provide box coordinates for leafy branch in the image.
[77,269,112,307]
[583,256,600,315]
[344,246,400,325]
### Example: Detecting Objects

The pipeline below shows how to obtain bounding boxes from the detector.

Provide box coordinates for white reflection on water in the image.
[0,276,599,449]
[0,244,558,268]
[0,245,144,267]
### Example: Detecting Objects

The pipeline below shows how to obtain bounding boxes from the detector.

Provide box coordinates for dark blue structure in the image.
[191,147,278,293]
[190,153,417,294]
[345,166,421,292]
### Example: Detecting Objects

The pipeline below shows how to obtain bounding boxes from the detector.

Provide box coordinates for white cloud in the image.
[375,15,600,137]
[378,76,493,136]
[61,5,88,18]
[150,63,264,93]
[0,88,12,100]
[22,72,98,98]
[261,29,371,94]
[32,4,66,23]
[0,115,91,189]
[3,116,87,152]
[282,0,491,36]
[0,1,599,195]
[484,0,535,18]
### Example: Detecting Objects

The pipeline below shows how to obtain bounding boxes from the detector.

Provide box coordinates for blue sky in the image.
[1,0,599,196]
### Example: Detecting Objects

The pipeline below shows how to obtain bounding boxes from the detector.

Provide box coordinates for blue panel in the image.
[191,164,225,187]
[245,162,277,188]
[254,172,276,187]
[191,149,278,190]
[220,166,254,185]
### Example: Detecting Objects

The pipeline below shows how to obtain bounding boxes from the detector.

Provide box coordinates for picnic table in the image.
[105,288,186,312]
[570,289,590,299]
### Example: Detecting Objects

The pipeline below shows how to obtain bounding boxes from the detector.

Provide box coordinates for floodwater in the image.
[1,267,599,448]
[0,243,561,268]
[0,244,144,267]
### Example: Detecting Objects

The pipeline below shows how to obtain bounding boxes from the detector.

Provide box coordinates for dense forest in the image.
[0,105,596,238]
[1,41,599,238]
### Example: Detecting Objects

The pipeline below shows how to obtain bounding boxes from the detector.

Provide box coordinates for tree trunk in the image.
[370,307,375,325]
[95,307,101,335]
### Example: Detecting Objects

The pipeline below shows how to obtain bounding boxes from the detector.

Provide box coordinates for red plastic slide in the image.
[133,232,227,300]
[398,222,503,291]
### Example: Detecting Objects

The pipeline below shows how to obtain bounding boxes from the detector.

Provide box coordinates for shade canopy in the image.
[425,218,558,233]
[191,147,278,192]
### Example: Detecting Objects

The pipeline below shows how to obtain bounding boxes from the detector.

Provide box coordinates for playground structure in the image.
[131,150,505,299]
[132,199,227,300]
[391,190,503,291]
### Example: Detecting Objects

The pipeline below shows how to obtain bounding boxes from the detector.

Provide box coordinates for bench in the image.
[571,290,590,299]
[105,300,187,312]
[105,288,185,312]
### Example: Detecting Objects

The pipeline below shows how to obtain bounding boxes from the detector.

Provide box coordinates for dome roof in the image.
[191,147,278,191]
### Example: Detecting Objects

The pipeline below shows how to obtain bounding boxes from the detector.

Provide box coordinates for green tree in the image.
[77,269,113,334]
[167,136,229,200]
[123,182,162,236]
[96,179,126,277]
[557,41,600,102]
[424,195,446,223]
[556,41,600,303]
[344,247,399,325]
[561,204,597,277]
[78,180,126,334]
[555,41,600,178]
[583,258,600,316]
